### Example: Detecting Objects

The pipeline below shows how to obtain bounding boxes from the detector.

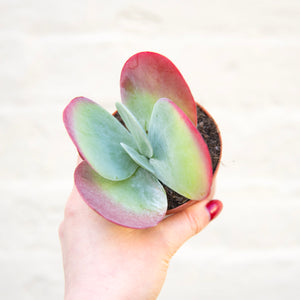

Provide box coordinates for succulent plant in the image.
[63,52,218,229]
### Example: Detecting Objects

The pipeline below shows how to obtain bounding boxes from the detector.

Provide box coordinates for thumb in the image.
[158,200,223,253]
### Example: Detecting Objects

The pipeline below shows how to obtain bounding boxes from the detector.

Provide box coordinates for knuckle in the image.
[64,201,80,219]
[184,210,204,236]
[58,221,65,240]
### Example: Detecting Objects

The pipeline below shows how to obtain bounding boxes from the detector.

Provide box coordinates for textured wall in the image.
[1,0,299,299]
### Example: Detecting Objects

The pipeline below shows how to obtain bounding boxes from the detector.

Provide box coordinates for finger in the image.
[158,199,223,252]
[77,155,83,165]
[64,155,87,213]
[63,185,93,219]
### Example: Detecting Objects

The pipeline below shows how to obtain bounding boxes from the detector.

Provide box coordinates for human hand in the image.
[59,166,222,300]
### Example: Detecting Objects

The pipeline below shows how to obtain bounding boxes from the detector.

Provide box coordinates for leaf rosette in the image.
[63,52,214,228]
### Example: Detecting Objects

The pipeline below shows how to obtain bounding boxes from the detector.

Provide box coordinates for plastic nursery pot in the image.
[113,101,222,215]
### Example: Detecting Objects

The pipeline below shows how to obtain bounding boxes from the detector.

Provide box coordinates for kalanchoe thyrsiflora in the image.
[63,52,213,228]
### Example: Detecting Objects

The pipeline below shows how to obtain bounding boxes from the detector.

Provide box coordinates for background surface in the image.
[1,0,299,299]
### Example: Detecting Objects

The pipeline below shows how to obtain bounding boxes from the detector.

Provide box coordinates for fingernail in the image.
[206,200,223,221]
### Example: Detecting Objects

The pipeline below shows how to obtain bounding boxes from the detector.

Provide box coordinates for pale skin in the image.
[59,161,223,300]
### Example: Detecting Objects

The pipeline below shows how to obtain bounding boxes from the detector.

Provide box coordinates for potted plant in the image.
[63,51,221,229]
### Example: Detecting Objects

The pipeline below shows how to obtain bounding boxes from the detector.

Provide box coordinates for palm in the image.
[59,184,221,300]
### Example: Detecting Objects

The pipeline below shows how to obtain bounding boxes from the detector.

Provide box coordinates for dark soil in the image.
[114,104,221,210]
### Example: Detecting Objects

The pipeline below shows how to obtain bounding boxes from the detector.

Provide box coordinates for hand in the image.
[59,173,222,300]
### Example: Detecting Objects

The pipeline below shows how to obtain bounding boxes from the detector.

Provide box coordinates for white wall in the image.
[1,1,299,299]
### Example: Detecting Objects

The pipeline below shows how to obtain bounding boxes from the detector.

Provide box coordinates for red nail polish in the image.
[206,200,223,221]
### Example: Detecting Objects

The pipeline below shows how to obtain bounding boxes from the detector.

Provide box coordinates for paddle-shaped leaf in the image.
[148,98,212,200]
[116,102,153,158]
[63,97,138,181]
[120,52,197,131]
[75,161,167,228]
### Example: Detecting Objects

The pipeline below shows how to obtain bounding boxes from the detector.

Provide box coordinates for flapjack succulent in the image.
[63,52,219,228]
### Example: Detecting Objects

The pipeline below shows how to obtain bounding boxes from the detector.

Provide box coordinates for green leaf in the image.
[120,143,155,175]
[63,97,138,180]
[120,52,197,130]
[75,161,167,229]
[148,99,213,200]
[115,102,153,158]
